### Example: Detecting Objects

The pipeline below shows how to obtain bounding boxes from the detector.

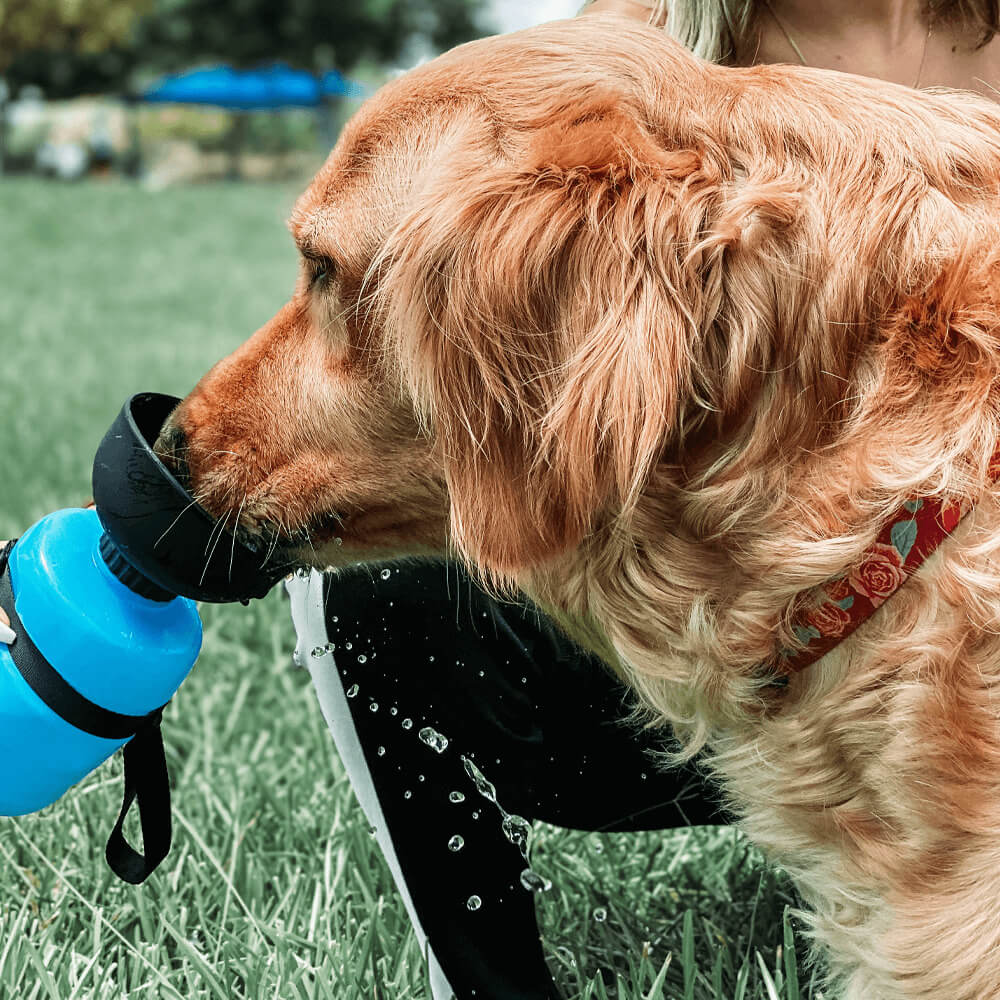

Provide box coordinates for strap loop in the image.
[105,709,172,884]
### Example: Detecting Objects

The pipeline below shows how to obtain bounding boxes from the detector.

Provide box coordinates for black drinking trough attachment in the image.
[92,392,293,604]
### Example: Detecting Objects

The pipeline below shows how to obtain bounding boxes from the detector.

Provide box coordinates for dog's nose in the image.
[156,421,186,459]
[154,420,193,492]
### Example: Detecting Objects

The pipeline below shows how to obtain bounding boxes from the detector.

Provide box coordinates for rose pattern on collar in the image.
[778,492,971,674]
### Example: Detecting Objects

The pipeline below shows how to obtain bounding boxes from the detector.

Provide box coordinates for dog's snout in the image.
[154,419,194,492]
[157,421,187,458]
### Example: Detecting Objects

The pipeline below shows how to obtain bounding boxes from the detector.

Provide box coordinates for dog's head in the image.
[160,17,720,575]
[160,13,1000,592]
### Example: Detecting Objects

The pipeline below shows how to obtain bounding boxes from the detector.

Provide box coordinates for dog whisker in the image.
[199,511,231,587]
[154,498,203,551]
[230,494,248,582]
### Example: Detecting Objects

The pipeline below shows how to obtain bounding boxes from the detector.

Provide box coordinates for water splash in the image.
[419,727,449,754]
[461,756,497,804]
[502,815,532,853]
[519,869,552,893]
[460,755,539,882]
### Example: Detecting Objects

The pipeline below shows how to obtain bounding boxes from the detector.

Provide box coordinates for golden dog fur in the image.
[163,14,1000,998]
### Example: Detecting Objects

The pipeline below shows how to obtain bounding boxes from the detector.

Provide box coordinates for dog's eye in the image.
[307,257,335,288]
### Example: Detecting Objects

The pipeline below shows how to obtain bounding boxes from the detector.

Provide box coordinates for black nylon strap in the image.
[0,539,173,883]
[105,712,172,884]
[0,551,161,739]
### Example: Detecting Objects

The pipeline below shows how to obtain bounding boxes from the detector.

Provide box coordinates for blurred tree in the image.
[0,0,151,87]
[136,0,490,73]
[1,0,492,97]
[0,0,150,69]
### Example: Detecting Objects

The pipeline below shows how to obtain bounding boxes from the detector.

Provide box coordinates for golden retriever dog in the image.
[160,13,1000,999]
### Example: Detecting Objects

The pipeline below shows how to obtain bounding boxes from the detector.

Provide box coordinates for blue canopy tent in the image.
[134,64,368,178]
[140,64,367,110]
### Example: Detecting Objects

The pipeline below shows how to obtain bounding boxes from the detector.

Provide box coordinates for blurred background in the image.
[0,0,577,185]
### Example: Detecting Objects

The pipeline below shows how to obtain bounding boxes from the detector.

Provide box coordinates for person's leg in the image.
[294,561,731,999]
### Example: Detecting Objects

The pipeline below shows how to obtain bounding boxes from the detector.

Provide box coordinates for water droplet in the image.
[369,702,378,712]
[390,707,398,716]
[292,649,304,668]
[448,835,464,852]
[324,642,336,653]
[402,718,413,730]
[502,814,532,853]
[295,567,309,579]
[345,642,353,650]
[472,811,480,820]
[640,772,648,781]
[593,907,607,922]
[357,654,368,664]
[346,684,359,698]
[311,646,326,658]
[334,537,343,547]
[449,791,465,803]
[594,843,603,854]
[331,616,339,623]
[418,774,425,782]
[520,869,552,893]
[380,568,391,580]
[478,670,485,678]
[520,677,527,684]
[466,895,482,912]
[429,655,435,662]
[461,756,497,804]
[419,727,450,753]
[404,790,412,800]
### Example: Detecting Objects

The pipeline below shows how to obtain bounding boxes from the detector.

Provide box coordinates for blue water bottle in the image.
[0,393,291,882]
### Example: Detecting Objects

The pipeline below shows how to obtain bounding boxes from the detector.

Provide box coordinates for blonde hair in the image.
[649,0,1000,65]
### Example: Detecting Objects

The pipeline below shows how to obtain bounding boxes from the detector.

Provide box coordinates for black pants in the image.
[323,561,733,999]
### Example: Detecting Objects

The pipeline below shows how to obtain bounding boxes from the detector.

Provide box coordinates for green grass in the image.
[0,178,826,999]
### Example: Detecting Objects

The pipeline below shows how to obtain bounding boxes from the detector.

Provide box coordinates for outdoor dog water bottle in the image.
[0,515,201,882]
[0,393,292,883]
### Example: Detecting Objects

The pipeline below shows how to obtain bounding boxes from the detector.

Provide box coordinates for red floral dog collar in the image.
[778,456,1000,674]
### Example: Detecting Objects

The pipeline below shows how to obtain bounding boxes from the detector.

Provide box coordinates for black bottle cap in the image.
[92,393,292,603]
[98,530,175,603]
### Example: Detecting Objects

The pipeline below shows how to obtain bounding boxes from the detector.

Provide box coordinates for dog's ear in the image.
[378,108,721,576]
